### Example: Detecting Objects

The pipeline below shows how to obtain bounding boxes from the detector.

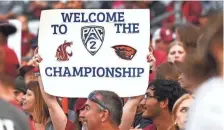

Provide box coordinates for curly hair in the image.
[148,79,188,112]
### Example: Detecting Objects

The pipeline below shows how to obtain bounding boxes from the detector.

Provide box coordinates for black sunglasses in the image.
[88,92,109,111]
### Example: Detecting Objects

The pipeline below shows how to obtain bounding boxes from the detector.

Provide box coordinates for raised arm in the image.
[38,76,67,130]
[119,96,143,130]
[31,49,68,130]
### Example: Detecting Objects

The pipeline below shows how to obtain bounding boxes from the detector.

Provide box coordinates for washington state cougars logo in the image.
[81,26,105,56]
[56,40,73,61]
[112,45,137,60]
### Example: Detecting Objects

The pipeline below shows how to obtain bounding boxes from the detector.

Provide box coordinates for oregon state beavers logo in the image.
[56,40,73,61]
[112,45,137,60]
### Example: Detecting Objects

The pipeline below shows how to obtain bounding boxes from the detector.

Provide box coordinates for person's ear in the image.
[101,109,110,123]
[160,98,169,109]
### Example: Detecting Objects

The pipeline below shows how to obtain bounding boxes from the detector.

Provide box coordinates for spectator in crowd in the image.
[0,22,19,77]
[175,23,201,52]
[80,90,123,130]
[154,27,174,52]
[167,41,186,63]
[185,11,223,130]
[169,94,194,130]
[131,101,153,129]
[0,1,25,21]
[0,98,30,130]
[17,15,35,58]
[22,81,50,130]
[74,98,87,130]
[14,76,27,106]
[140,79,187,130]
[149,27,174,82]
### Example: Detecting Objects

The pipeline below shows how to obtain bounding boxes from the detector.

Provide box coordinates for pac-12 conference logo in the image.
[81,26,105,56]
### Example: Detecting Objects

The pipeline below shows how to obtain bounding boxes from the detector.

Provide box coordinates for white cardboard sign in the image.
[38,9,150,97]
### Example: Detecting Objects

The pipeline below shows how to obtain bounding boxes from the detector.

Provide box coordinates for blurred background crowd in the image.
[0,1,223,70]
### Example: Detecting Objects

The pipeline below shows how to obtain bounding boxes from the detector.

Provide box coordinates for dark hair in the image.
[148,79,187,112]
[93,90,123,126]
[156,62,180,81]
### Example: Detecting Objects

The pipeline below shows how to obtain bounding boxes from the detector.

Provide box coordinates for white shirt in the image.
[186,77,224,130]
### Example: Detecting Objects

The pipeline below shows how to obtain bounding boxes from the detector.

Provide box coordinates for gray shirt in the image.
[0,99,30,130]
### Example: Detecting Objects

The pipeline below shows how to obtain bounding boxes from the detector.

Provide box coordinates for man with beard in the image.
[80,90,123,130]
[141,79,187,130]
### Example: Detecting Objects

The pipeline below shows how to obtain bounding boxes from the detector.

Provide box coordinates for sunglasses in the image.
[88,92,109,111]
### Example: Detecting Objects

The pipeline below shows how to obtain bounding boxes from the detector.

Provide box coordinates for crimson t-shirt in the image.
[143,124,157,130]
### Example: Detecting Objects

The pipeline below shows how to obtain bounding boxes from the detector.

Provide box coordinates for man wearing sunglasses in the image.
[141,79,187,130]
[80,90,123,130]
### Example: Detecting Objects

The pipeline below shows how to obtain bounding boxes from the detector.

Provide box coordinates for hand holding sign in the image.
[38,9,150,97]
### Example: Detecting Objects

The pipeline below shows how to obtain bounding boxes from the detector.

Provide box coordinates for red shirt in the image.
[143,124,157,130]
[149,50,167,82]
[65,120,75,130]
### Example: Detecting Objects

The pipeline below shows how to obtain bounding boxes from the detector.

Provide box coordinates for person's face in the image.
[168,45,186,62]
[14,90,25,106]
[175,98,193,130]
[141,88,161,119]
[22,89,35,113]
[79,99,104,130]
[17,16,28,31]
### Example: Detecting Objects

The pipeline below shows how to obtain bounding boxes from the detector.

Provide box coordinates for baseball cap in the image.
[160,27,173,42]
[15,76,27,94]
[0,21,17,37]
[74,98,87,112]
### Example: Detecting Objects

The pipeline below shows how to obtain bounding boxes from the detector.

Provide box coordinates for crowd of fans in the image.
[0,1,223,130]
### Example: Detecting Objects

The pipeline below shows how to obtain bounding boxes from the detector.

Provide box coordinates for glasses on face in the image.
[88,92,110,112]
[144,93,159,100]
